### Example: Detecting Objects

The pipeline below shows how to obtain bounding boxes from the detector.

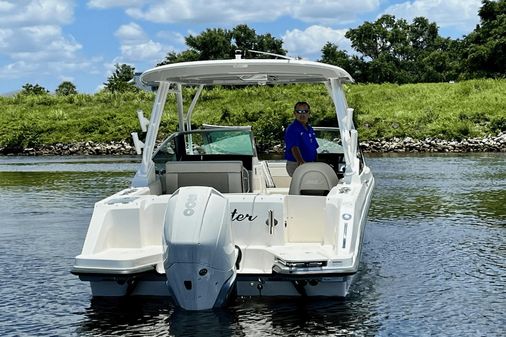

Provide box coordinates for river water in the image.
[0,153,504,336]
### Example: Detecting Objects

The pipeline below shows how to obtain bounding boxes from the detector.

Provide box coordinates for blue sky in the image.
[0,0,483,94]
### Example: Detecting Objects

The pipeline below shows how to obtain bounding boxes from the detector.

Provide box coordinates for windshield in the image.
[186,129,255,156]
[153,128,256,171]
[314,127,343,154]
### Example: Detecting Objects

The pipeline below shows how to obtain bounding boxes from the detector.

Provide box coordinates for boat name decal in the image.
[183,194,198,216]
[231,208,258,222]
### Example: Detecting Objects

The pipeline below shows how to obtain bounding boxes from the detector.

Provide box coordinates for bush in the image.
[490,116,506,133]
[20,83,49,95]
[104,64,138,93]
[56,81,78,96]
[252,109,289,151]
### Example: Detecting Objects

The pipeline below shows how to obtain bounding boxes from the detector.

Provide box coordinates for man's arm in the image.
[291,146,305,165]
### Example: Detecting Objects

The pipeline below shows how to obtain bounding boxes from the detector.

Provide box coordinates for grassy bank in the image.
[1,79,505,151]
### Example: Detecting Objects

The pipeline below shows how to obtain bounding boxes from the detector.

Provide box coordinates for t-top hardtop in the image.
[140,58,354,86]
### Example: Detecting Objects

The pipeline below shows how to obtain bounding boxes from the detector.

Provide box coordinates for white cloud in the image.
[0,0,101,89]
[87,0,147,9]
[283,25,351,60]
[0,60,38,78]
[120,40,164,61]
[115,22,147,41]
[114,23,166,63]
[157,30,185,46]
[0,58,100,82]
[89,0,379,25]
[0,28,14,49]
[289,0,379,24]
[0,0,74,27]
[155,30,186,54]
[125,0,287,24]
[0,1,78,63]
[0,25,81,61]
[0,1,15,11]
[384,0,481,34]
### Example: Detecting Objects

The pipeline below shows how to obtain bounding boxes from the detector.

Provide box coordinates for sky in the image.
[0,0,484,94]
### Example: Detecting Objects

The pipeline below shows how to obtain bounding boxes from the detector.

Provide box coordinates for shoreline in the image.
[1,132,504,156]
[359,132,506,153]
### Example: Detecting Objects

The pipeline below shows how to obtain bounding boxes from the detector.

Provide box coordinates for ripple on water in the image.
[0,154,504,336]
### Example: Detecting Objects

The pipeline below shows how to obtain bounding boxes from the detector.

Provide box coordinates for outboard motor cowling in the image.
[162,186,236,310]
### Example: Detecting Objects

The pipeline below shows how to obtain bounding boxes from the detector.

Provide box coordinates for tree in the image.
[157,24,286,65]
[252,33,285,57]
[232,24,286,57]
[417,38,462,82]
[104,63,137,93]
[20,83,49,95]
[344,15,456,83]
[462,0,506,77]
[231,24,257,52]
[320,43,352,67]
[186,28,233,60]
[55,81,77,96]
[157,50,200,66]
[319,43,368,81]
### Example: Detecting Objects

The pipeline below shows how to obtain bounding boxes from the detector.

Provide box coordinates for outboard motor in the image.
[162,186,237,310]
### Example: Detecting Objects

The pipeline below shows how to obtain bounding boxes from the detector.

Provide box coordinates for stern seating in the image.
[165,160,247,194]
[288,162,339,196]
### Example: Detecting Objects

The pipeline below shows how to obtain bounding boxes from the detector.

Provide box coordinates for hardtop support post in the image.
[327,79,359,181]
[132,81,170,187]
[185,84,205,132]
[176,83,185,131]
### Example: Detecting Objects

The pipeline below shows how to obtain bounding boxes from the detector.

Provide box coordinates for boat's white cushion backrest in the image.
[288,162,339,196]
[165,160,244,194]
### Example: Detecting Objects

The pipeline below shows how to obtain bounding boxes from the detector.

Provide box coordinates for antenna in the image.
[247,50,295,60]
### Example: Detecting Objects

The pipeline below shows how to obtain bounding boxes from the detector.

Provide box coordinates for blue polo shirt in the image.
[284,120,319,162]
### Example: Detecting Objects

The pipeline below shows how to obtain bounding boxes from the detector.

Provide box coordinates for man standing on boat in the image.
[284,101,319,176]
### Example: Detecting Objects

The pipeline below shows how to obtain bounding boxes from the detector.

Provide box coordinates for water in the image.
[0,153,504,336]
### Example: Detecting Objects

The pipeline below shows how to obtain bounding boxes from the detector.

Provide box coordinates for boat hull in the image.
[77,272,355,298]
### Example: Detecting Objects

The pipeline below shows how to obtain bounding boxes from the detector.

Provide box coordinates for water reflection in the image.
[78,293,381,337]
[231,294,379,337]
[463,189,506,219]
[0,155,139,172]
[77,297,173,336]
[368,153,506,225]
[169,307,242,337]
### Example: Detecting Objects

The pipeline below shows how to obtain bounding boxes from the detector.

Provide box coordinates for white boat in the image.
[72,55,375,310]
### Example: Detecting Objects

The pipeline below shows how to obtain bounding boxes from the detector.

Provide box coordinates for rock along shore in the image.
[0,132,505,156]
[359,132,506,153]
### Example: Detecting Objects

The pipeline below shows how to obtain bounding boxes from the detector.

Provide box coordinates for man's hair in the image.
[294,101,310,111]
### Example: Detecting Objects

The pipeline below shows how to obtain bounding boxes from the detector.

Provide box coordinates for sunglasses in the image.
[295,109,309,114]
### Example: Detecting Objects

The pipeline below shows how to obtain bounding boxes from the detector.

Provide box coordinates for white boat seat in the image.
[165,160,245,193]
[288,162,339,196]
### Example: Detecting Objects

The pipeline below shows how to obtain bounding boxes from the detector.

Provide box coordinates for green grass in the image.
[1,79,505,151]
[348,79,506,140]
